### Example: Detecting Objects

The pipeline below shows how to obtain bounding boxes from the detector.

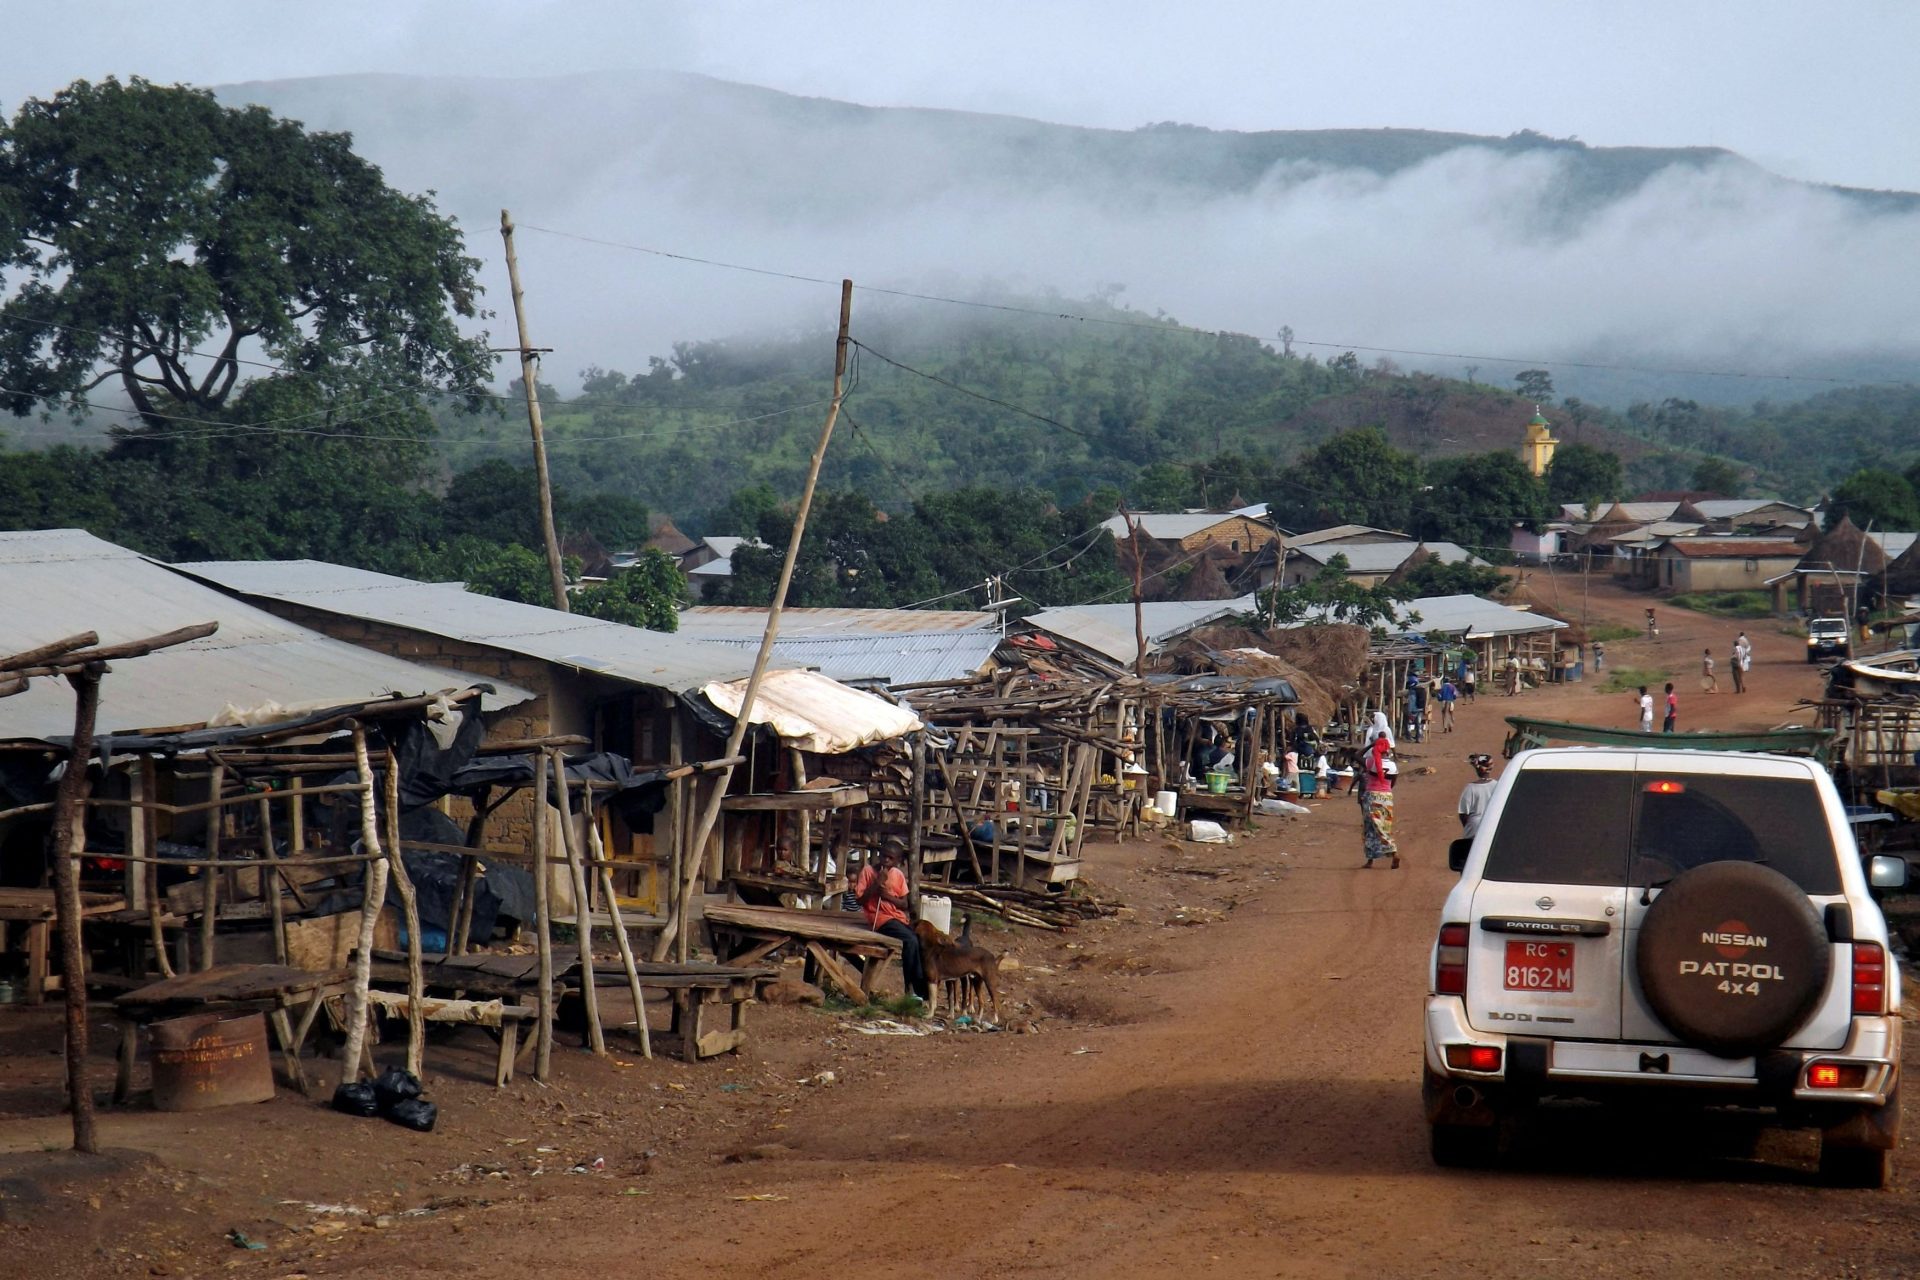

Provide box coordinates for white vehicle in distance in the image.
[1807,617,1852,663]
[1424,747,1907,1186]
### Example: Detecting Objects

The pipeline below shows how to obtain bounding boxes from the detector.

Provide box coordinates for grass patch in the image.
[827,992,928,1020]
[1587,624,1642,643]
[1598,666,1670,693]
[1666,591,1776,619]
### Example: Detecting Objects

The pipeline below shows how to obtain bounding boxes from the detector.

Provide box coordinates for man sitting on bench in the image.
[853,840,930,1003]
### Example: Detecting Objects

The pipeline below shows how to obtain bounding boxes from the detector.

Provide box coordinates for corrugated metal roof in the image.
[1286,524,1407,546]
[1661,538,1803,559]
[175,558,769,694]
[1100,512,1253,541]
[678,606,995,637]
[1393,594,1566,638]
[1024,597,1256,663]
[1292,541,1481,572]
[1871,532,1919,560]
[0,531,531,742]
[694,630,1000,686]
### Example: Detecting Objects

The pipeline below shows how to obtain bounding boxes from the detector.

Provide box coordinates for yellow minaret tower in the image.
[1521,406,1559,478]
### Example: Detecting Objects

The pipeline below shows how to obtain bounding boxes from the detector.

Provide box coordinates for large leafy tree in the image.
[0,78,492,431]
[1267,427,1422,533]
[1545,442,1624,511]
[1824,469,1920,533]
[1419,452,1548,557]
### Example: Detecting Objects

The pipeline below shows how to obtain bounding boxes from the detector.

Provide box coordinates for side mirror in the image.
[1868,855,1910,892]
[1448,838,1473,874]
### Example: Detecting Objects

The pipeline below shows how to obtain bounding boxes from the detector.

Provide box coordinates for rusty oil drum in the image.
[149,1011,275,1111]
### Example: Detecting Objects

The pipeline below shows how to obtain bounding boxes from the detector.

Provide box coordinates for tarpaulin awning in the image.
[700,668,921,754]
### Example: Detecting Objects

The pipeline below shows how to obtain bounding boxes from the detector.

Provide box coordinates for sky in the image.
[6,1,1918,192]
[3,2,1917,405]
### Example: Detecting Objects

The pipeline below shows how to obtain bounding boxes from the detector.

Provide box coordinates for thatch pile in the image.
[1154,627,1339,729]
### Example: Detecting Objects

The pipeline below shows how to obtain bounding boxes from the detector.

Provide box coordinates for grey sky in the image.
[6,1,1918,192]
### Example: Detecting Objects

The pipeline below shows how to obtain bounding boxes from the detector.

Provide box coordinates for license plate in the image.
[1504,939,1575,991]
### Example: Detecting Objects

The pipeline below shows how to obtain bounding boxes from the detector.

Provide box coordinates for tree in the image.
[1419,452,1548,555]
[1127,462,1196,512]
[1824,469,1920,533]
[1398,557,1507,598]
[1267,427,1421,532]
[1513,369,1554,402]
[1546,442,1624,511]
[0,78,491,431]
[1251,555,1411,632]
[573,549,686,630]
[1688,456,1745,496]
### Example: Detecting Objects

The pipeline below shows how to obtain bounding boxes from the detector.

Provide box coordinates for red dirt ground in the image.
[2,577,1914,1279]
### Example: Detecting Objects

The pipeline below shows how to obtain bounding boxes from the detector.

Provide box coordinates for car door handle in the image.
[1639,1052,1670,1074]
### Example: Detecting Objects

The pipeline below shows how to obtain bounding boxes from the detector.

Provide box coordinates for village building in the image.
[1646,537,1804,593]
[1278,539,1481,588]
[1520,408,1559,477]
[1099,511,1280,559]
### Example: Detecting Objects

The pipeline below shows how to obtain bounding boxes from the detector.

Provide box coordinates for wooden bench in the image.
[702,903,900,1002]
[359,990,535,1086]
[113,962,349,1102]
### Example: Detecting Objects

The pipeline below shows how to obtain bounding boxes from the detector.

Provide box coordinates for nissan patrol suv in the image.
[1425,747,1908,1185]
[1807,617,1852,663]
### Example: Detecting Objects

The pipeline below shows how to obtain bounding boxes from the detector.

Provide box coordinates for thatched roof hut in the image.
[1885,537,1920,598]
[1155,626,1339,730]
[1796,516,1888,577]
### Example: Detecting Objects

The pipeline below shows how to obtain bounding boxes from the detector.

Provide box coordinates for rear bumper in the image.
[1424,996,1900,1119]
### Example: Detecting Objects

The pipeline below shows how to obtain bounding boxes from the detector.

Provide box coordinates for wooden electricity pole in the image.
[1121,508,1147,678]
[654,279,855,961]
[500,210,570,612]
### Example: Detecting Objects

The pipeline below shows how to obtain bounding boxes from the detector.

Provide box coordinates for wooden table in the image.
[113,963,349,1101]
[0,888,125,1005]
[367,948,775,1069]
[703,903,900,1002]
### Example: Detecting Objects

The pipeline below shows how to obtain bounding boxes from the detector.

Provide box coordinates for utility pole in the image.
[500,210,570,612]
[1121,507,1147,678]
[654,280,855,961]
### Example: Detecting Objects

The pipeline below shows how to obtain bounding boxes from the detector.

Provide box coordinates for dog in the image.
[911,916,1002,1022]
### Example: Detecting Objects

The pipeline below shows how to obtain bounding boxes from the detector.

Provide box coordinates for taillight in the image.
[1851,941,1886,1015]
[1436,922,1470,995]
[1445,1044,1503,1072]
[1807,1062,1872,1090]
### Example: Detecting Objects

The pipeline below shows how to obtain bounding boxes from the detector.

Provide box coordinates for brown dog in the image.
[911,918,1002,1022]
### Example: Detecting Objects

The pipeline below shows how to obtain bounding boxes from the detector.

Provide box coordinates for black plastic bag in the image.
[386,1098,437,1132]
[331,1081,379,1118]
[372,1067,423,1115]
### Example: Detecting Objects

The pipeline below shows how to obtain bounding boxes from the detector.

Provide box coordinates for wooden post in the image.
[131,762,172,979]
[338,726,390,1086]
[384,750,427,1080]
[907,733,926,912]
[587,797,652,1059]
[499,209,570,612]
[666,703,687,963]
[552,749,605,1056]
[790,746,810,888]
[653,278,855,962]
[531,752,556,1082]
[258,797,288,966]
[197,764,224,971]
[50,668,101,1153]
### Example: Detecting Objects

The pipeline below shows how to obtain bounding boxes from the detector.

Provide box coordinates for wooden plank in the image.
[116,962,347,1010]
[721,786,870,812]
[703,903,901,951]
[805,941,867,1001]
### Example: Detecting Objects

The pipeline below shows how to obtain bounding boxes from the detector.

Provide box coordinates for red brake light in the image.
[1851,941,1886,1015]
[1809,1064,1841,1088]
[1443,1044,1504,1073]
[1807,1062,1870,1090]
[1644,780,1686,795]
[1436,922,1470,995]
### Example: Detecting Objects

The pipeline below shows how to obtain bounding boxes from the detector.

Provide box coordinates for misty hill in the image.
[215,71,1920,409]
[435,296,1919,527]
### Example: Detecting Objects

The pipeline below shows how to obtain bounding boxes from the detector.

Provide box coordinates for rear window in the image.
[1483,770,1635,886]
[1482,768,1842,893]
[1628,776,1840,894]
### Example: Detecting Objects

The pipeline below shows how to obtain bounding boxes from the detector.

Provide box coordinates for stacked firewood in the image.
[940,884,1124,931]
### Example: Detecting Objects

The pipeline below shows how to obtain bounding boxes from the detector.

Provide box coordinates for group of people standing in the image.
[1637,631,1753,733]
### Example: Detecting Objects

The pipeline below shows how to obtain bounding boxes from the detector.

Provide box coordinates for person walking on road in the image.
[1735,632,1751,692]
[1637,685,1654,734]
[1359,726,1399,870]
[1437,676,1458,733]
[1663,682,1678,733]
[1729,640,1745,693]
[1457,754,1498,840]
[1700,648,1718,694]
[1461,659,1477,703]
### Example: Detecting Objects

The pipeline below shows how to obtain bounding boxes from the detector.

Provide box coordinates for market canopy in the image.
[700,668,922,754]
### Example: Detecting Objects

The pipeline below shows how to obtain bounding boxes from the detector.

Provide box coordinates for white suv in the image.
[1425,747,1909,1186]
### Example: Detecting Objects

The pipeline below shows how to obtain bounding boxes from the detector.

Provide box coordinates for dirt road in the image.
[3,582,1916,1277]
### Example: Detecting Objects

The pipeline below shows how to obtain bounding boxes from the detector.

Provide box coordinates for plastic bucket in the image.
[1298,773,1319,797]
[919,893,953,937]
[1206,771,1230,795]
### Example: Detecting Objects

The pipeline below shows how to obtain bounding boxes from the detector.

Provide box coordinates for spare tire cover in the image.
[1634,861,1829,1058]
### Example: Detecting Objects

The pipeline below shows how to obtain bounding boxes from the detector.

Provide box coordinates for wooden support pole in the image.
[908,733,926,912]
[552,749,605,1056]
[258,797,287,966]
[653,278,854,962]
[137,761,172,979]
[499,209,570,613]
[384,750,427,1080]
[197,764,224,971]
[338,727,389,1086]
[531,752,556,1082]
[50,668,101,1153]
[587,797,652,1059]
